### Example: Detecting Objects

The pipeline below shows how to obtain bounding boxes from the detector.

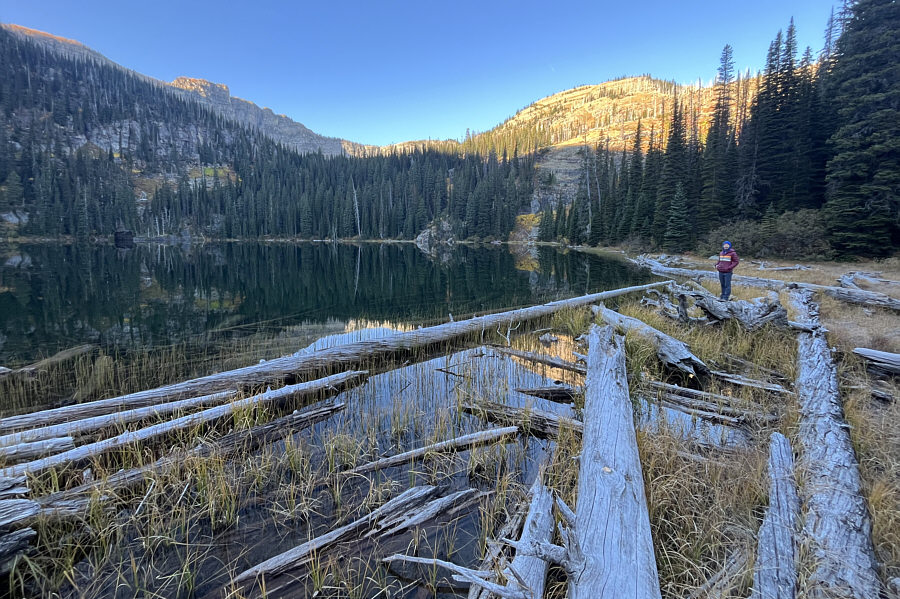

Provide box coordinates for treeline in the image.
[539,0,898,259]
[0,26,533,240]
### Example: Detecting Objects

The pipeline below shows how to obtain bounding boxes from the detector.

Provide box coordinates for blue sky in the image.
[3,0,834,146]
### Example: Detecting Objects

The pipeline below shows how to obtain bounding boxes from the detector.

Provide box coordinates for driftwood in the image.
[649,393,745,428]
[0,476,28,500]
[0,389,237,447]
[38,400,346,520]
[514,385,578,403]
[233,485,442,584]
[592,303,710,378]
[750,432,800,599]
[510,325,662,599]
[0,282,665,436]
[0,344,94,379]
[461,402,583,440]
[635,256,900,312]
[468,497,530,599]
[490,346,586,375]
[718,353,790,383]
[694,292,789,330]
[0,436,75,464]
[647,380,775,422]
[368,488,486,539]
[788,290,881,598]
[686,547,750,599]
[0,499,39,528]
[0,528,36,575]
[708,371,793,396]
[4,371,366,478]
[348,427,520,475]
[852,347,900,377]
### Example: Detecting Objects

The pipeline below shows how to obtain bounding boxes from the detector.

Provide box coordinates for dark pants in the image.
[718,271,732,300]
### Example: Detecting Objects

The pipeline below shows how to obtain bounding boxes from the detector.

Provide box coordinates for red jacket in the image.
[716,248,739,273]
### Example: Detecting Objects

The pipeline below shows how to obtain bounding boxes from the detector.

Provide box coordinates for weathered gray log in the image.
[0,436,75,464]
[634,256,900,312]
[852,347,900,377]
[514,385,578,403]
[0,389,237,447]
[233,485,441,583]
[3,371,366,477]
[0,476,28,500]
[369,488,485,539]
[709,370,793,396]
[719,353,790,382]
[750,432,800,599]
[38,400,346,520]
[788,290,881,598]
[0,499,39,528]
[461,401,583,440]
[693,292,789,330]
[0,282,666,436]
[384,555,523,599]
[510,325,662,599]
[648,380,775,422]
[650,394,745,428]
[490,346,586,375]
[469,497,529,599]
[0,344,95,379]
[0,528,36,575]
[593,303,710,378]
[348,427,519,475]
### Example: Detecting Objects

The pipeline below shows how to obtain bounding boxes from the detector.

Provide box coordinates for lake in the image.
[0,242,653,365]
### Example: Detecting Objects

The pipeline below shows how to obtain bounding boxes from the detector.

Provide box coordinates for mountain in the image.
[2,24,363,157]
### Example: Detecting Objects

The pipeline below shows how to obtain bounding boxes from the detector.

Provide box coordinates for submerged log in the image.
[0,282,666,435]
[460,401,583,440]
[233,485,442,584]
[4,371,366,477]
[750,432,800,599]
[468,497,529,599]
[852,347,900,377]
[592,303,710,378]
[349,427,519,475]
[39,400,346,519]
[0,436,75,464]
[510,325,662,599]
[788,290,881,598]
[0,344,95,379]
[490,346,586,375]
[513,385,578,403]
[635,256,900,312]
[0,389,237,447]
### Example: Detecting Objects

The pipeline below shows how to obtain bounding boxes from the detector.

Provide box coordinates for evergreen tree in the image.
[698,45,735,235]
[652,96,687,244]
[663,183,691,251]
[823,0,900,256]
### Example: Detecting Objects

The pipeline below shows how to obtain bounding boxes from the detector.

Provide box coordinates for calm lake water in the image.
[0,242,653,365]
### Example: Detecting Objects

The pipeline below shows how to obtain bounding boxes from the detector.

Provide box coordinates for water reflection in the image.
[0,243,652,364]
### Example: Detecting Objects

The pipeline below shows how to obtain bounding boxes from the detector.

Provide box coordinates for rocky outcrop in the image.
[414,219,455,261]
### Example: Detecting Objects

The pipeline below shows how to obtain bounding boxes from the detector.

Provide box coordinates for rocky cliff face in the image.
[3,24,361,157]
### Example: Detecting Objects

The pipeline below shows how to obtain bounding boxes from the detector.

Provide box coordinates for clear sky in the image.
[2,0,834,146]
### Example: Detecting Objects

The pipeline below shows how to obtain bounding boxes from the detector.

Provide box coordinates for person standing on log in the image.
[715,241,740,300]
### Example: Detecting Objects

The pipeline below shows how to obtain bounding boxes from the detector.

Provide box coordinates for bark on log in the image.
[750,432,800,599]
[0,499,39,528]
[788,290,881,598]
[38,400,346,520]
[592,303,710,378]
[490,346,586,375]
[3,371,366,477]
[348,427,520,475]
[634,256,900,312]
[233,485,442,584]
[0,476,28,500]
[0,437,75,464]
[852,347,900,377]
[0,389,237,447]
[0,282,666,436]
[460,401,583,440]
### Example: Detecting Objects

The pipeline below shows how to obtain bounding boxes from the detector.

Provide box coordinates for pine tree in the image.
[698,45,735,236]
[823,0,900,256]
[663,183,691,251]
[652,96,687,244]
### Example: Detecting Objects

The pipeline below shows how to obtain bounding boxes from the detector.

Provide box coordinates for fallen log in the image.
[0,282,666,435]
[509,325,662,599]
[650,394,745,428]
[788,289,881,598]
[692,292,789,331]
[750,432,800,599]
[490,346,586,375]
[0,528,36,575]
[38,400,346,520]
[686,547,750,599]
[592,303,710,378]
[634,256,900,312]
[468,496,529,599]
[647,380,775,422]
[369,488,486,539]
[852,347,900,377]
[348,427,520,475]
[0,499,39,528]
[0,476,28,500]
[232,485,442,584]
[708,371,793,396]
[0,389,238,447]
[461,401,583,440]
[0,437,75,464]
[0,344,95,379]
[513,385,578,403]
[3,371,366,478]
